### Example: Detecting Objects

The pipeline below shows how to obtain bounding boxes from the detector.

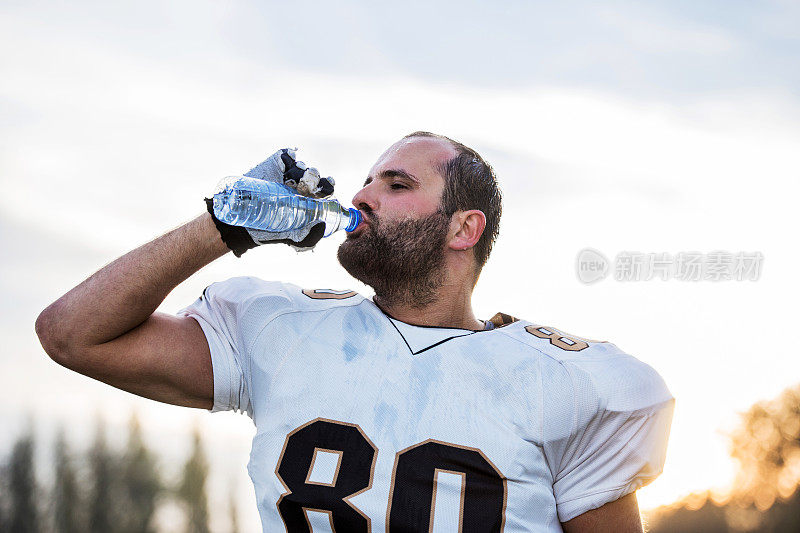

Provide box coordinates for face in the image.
[337,137,458,306]
[352,136,455,222]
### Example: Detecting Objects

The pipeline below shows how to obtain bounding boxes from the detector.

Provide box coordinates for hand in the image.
[206,148,336,256]
[245,148,334,199]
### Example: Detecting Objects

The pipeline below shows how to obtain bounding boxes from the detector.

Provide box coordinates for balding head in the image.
[401,132,502,272]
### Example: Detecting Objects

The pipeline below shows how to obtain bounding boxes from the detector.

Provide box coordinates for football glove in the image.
[206,148,335,256]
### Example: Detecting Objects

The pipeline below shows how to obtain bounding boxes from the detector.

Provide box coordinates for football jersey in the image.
[179,276,674,532]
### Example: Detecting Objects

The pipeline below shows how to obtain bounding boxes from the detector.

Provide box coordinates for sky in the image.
[1,0,799,530]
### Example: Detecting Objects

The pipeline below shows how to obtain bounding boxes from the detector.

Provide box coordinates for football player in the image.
[36,132,673,532]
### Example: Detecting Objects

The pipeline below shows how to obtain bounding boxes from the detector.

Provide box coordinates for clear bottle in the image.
[212,176,361,237]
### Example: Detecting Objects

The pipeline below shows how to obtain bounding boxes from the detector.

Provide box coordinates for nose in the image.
[351,181,379,215]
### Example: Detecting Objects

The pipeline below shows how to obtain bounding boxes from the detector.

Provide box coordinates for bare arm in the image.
[561,493,643,533]
[35,212,229,409]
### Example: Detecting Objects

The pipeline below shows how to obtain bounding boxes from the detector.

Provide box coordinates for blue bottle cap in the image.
[345,208,361,232]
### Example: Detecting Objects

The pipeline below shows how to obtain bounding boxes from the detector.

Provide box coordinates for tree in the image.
[646,495,729,533]
[0,479,6,533]
[88,418,118,533]
[0,461,8,532]
[7,429,39,533]
[118,414,161,533]
[729,384,800,511]
[649,383,800,532]
[178,427,210,533]
[53,428,84,533]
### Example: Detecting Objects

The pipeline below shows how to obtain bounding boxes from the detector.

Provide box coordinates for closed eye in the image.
[390,183,408,190]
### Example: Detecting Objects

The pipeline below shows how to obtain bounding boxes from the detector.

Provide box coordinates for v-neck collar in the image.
[367,298,491,355]
[386,316,478,355]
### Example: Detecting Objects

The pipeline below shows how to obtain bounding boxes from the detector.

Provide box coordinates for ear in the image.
[448,210,486,252]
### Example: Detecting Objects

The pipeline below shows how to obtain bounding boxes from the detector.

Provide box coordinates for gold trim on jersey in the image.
[429,468,467,533]
[385,438,508,533]
[305,447,344,487]
[275,417,378,531]
[525,324,605,351]
[301,508,335,531]
[302,288,358,300]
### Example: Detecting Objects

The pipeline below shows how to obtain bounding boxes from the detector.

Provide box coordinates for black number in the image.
[275,418,377,532]
[276,422,506,532]
[388,439,506,532]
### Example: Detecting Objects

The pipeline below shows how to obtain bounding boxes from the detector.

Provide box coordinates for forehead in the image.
[369,136,457,185]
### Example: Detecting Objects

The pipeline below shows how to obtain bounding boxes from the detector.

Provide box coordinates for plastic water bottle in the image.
[212,176,361,237]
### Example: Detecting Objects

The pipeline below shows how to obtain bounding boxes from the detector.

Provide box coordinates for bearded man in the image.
[36,132,673,532]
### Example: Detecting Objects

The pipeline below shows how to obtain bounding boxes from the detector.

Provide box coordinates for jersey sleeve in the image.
[177,276,294,417]
[543,350,675,523]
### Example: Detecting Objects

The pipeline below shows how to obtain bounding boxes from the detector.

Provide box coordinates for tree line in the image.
[647,383,800,532]
[0,414,239,533]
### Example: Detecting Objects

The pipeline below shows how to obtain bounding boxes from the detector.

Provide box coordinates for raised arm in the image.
[35,213,228,408]
[35,149,335,409]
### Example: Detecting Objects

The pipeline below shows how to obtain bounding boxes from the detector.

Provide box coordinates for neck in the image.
[372,277,483,331]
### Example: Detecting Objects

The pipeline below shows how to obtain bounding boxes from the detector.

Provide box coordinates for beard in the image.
[337,210,451,309]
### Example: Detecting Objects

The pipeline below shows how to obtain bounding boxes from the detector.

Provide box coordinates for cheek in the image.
[386,195,441,218]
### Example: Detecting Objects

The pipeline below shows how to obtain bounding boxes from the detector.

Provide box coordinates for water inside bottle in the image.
[213,176,359,236]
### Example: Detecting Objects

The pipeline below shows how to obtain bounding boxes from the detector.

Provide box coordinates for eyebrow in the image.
[363,169,420,187]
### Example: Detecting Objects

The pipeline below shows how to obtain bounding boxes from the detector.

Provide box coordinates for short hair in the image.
[403,131,502,272]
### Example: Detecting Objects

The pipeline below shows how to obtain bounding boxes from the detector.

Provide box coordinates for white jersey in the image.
[179,277,674,532]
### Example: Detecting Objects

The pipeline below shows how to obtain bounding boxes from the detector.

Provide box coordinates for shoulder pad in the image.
[209,277,365,325]
[495,319,671,411]
[204,276,295,319]
[494,318,622,361]
[228,278,364,311]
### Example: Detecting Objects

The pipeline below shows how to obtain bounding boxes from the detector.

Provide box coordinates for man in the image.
[36,132,673,532]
